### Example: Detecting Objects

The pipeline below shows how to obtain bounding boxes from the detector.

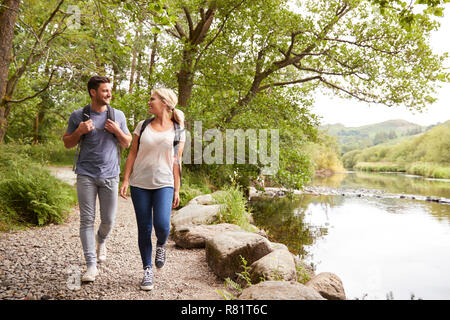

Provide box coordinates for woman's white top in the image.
[129,120,185,190]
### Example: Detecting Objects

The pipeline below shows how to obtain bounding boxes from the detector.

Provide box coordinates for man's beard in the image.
[96,96,110,106]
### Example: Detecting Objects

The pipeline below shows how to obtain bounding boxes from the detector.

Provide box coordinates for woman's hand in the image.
[172,190,180,208]
[119,180,129,199]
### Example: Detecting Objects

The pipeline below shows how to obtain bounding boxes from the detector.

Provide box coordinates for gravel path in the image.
[0,167,224,300]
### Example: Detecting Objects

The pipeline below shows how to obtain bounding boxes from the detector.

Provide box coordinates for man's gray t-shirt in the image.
[66,105,130,179]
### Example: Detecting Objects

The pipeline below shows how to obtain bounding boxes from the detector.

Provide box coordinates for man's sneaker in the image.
[96,235,107,263]
[81,265,99,282]
[155,245,166,268]
[140,267,154,291]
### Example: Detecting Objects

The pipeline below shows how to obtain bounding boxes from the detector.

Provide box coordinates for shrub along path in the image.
[0,167,223,300]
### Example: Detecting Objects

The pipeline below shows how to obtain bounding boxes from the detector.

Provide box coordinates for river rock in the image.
[171,204,224,229]
[238,281,325,300]
[306,272,346,300]
[172,223,243,248]
[205,231,273,280]
[249,249,297,283]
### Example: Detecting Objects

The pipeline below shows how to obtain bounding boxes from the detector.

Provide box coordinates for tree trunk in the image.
[129,29,140,94]
[148,33,158,92]
[0,0,20,143]
[177,48,196,108]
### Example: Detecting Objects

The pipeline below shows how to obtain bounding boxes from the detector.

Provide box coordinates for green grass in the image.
[354,162,405,173]
[212,184,252,231]
[406,162,450,179]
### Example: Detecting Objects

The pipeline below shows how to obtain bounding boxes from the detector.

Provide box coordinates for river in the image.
[249,171,450,300]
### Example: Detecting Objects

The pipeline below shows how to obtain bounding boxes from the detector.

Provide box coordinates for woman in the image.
[119,88,185,291]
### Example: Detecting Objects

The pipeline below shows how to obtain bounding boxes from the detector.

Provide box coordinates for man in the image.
[63,76,132,282]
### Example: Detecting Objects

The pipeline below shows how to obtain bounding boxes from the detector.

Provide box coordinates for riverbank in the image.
[353,162,450,179]
[249,177,450,205]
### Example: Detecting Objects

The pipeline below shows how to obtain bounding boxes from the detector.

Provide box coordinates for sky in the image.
[312,7,450,128]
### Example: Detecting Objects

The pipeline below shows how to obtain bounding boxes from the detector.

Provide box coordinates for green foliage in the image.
[212,177,252,231]
[178,168,213,208]
[305,133,344,173]
[321,120,425,154]
[342,121,450,178]
[0,147,77,231]
[217,255,254,300]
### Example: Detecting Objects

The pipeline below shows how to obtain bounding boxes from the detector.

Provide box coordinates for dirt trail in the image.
[0,167,223,300]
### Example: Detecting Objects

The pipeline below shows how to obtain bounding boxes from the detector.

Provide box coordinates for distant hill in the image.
[340,120,450,178]
[320,119,425,153]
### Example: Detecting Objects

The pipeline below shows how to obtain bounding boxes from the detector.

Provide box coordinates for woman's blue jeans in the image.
[130,186,174,269]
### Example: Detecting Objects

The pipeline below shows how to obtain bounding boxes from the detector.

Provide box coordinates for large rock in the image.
[306,272,346,300]
[238,281,325,300]
[171,204,223,229]
[186,194,215,206]
[249,249,297,283]
[205,231,273,280]
[172,223,243,248]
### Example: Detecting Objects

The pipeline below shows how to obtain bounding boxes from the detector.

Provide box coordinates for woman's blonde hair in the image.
[154,88,184,127]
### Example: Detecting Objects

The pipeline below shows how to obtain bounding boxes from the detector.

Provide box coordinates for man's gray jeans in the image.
[77,175,119,267]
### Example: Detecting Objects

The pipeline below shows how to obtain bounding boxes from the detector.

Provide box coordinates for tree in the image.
[0,0,20,142]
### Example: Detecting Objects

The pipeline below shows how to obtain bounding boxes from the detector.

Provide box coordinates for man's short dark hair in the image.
[88,76,111,97]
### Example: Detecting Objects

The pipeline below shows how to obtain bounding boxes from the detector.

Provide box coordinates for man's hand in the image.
[104,119,120,135]
[77,119,95,135]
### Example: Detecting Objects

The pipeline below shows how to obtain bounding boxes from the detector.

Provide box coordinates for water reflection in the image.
[249,172,450,299]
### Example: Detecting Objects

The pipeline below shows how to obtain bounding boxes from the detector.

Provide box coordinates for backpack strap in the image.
[137,117,155,152]
[73,105,91,171]
[173,120,185,187]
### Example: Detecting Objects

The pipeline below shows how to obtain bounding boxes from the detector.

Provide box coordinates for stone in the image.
[172,223,243,248]
[171,204,224,229]
[306,272,346,300]
[186,194,215,206]
[238,281,325,300]
[249,249,297,283]
[205,231,273,280]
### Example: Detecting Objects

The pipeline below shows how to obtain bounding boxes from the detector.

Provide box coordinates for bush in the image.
[0,146,77,231]
[213,183,252,230]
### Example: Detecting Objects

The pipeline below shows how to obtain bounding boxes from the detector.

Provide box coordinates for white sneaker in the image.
[96,235,107,263]
[82,265,99,282]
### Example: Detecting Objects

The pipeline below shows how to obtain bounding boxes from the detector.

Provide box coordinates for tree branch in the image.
[8,69,56,104]
[258,76,322,92]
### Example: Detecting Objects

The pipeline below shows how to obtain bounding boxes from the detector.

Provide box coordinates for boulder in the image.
[186,194,215,206]
[306,272,346,300]
[238,281,325,300]
[249,249,297,283]
[205,231,273,280]
[171,204,224,229]
[172,223,243,248]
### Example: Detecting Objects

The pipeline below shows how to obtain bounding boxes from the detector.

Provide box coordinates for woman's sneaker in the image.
[155,245,166,268]
[140,267,154,291]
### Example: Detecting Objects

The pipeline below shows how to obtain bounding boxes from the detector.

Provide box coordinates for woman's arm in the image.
[119,133,139,199]
[172,157,181,208]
